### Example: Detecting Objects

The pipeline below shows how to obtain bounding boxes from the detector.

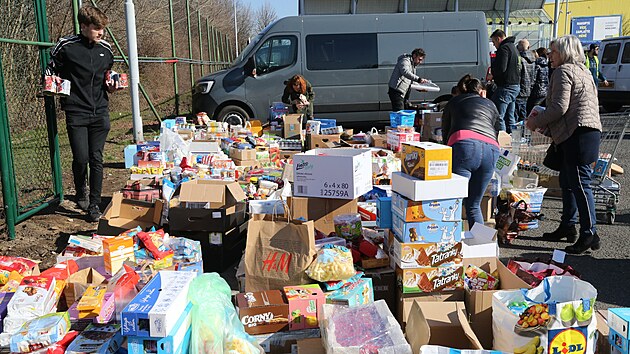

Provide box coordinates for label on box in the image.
[212,212,221,218]
[391,238,462,268]
[210,232,222,245]
[428,160,449,177]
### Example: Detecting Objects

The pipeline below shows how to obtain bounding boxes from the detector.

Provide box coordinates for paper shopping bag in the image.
[244,214,315,292]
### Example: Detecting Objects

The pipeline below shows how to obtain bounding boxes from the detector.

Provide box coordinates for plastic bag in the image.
[334,214,362,241]
[188,273,262,354]
[306,245,356,282]
[137,229,173,260]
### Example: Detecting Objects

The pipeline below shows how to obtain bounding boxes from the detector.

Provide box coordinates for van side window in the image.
[306,34,377,70]
[621,43,630,64]
[601,43,621,64]
[254,36,297,75]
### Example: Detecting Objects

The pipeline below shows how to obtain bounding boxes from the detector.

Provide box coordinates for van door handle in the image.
[620,65,623,72]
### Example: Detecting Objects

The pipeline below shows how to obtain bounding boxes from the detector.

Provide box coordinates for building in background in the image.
[543,0,629,40]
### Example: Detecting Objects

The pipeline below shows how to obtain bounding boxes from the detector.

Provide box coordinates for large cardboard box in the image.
[169,180,247,232]
[364,267,396,313]
[462,223,499,259]
[283,114,302,138]
[422,112,443,140]
[97,193,164,236]
[401,142,452,180]
[463,257,532,349]
[392,172,468,201]
[288,197,357,235]
[405,300,484,354]
[396,288,464,326]
[229,147,257,161]
[293,149,372,200]
[252,329,321,354]
[308,134,341,149]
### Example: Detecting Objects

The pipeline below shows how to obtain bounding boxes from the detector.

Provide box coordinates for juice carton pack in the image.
[283,284,325,330]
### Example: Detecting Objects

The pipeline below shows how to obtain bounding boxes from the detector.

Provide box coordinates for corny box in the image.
[283,285,325,331]
[390,237,462,269]
[401,142,452,180]
[293,148,372,200]
[392,212,463,244]
[396,264,464,294]
[325,278,373,307]
[235,290,289,335]
[392,172,468,201]
[127,302,192,354]
[391,192,463,222]
[121,270,197,337]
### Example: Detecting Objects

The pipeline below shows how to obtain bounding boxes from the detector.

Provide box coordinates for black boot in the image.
[542,224,578,242]
[565,233,601,254]
[75,185,89,211]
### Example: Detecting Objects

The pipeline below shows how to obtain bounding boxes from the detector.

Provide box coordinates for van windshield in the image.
[231,22,275,67]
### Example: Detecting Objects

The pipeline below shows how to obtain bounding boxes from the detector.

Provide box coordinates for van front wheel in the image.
[218,105,249,126]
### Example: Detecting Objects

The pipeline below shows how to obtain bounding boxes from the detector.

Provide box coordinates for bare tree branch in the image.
[254,1,277,34]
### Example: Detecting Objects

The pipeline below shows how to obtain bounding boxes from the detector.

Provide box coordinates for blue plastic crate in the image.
[314,118,337,129]
[389,110,416,128]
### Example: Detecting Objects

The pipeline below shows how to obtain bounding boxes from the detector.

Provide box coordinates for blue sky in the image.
[241,0,298,19]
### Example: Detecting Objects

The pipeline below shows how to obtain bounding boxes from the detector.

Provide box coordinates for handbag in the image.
[542,142,562,171]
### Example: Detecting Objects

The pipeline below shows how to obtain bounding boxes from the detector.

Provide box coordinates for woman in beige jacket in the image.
[526,35,602,254]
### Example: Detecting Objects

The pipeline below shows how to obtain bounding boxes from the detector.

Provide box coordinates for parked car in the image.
[599,36,630,113]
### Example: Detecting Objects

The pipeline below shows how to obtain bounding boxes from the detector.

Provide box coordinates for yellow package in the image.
[77,284,106,311]
[0,271,24,292]
[306,245,355,282]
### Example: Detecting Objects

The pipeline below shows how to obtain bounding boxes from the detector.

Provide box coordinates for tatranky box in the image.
[464,257,531,349]
[390,238,462,269]
[102,236,134,275]
[396,264,464,294]
[97,192,163,236]
[288,197,358,235]
[236,290,289,335]
[127,302,192,354]
[293,148,372,200]
[392,172,468,201]
[284,285,325,331]
[169,180,247,232]
[325,278,373,307]
[391,192,462,222]
[392,212,463,244]
[121,271,197,337]
[401,142,452,180]
[608,308,630,354]
[229,147,257,161]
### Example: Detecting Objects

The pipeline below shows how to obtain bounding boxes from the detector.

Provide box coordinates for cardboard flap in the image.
[456,303,484,349]
[226,182,247,203]
[406,300,431,354]
[106,193,123,219]
[179,180,226,205]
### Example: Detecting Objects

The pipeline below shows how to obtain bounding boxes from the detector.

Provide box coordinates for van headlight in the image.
[195,80,214,94]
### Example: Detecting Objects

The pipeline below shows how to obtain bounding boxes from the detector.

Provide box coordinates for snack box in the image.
[128,302,193,354]
[65,323,123,354]
[376,196,392,229]
[396,264,464,294]
[236,290,289,335]
[102,236,134,275]
[325,278,374,307]
[391,172,468,202]
[10,312,70,353]
[609,308,630,354]
[401,142,452,180]
[392,212,463,244]
[283,285,326,331]
[390,237,463,269]
[121,270,197,337]
[391,192,463,222]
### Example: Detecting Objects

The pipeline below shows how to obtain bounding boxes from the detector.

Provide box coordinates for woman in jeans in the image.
[526,35,602,254]
[442,77,501,229]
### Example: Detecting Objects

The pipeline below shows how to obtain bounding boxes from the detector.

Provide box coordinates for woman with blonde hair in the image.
[282,74,314,119]
[525,35,602,254]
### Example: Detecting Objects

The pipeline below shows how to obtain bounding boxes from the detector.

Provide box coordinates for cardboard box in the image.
[463,257,532,349]
[392,172,468,201]
[284,114,303,138]
[462,223,499,259]
[462,195,493,222]
[97,193,164,236]
[233,158,263,167]
[102,236,134,275]
[284,285,325,331]
[396,288,464,325]
[609,308,630,354]
[253,328,321,354]
[169,180,247,232]
[361,255,390,269]
[364,267,396,313]
[325,278,373,307]
[376,197,393,229]
[236,290,289,335]
[64,268,106,306]
[309,134,341,149]
[392,192,462,222]
[293,149,372,200]
[401,142,452,180]
[279,150,300,160]
[597,310,610,354]
[392,212,463,244]
[387,131,421,152]
[297,338,326,354]
[396,264,464,294]
[288,197,357,235]
[405,300,484,354]
[66,323,123,354]
[127,302,192,354]
[230,147,257,161]
[121,271,197,337]
[189,141,220,154]
[390,238,462,269]
[422,112,443,141]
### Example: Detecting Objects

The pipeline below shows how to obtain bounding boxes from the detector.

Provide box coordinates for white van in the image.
[192,12,490,125]
[599,36,630,113]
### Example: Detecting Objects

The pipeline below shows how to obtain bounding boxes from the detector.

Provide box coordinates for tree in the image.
[255,1,277,34]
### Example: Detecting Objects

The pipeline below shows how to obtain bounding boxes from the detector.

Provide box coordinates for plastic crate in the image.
[389,110,415,128]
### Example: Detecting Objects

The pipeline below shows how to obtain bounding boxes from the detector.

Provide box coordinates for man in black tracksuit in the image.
[46,6,117,221]
[489,29,520,133]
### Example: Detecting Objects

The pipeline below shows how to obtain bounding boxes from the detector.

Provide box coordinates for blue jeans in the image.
[558,128,601,236]
[491,84,520,133]
[515,97,528,122]
[452,139,500,229]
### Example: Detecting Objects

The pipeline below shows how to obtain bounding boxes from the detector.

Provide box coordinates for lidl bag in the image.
[492,276,598,354]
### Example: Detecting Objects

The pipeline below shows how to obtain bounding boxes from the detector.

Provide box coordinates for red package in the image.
[138,229,173,260]
[358,239,378,258]
[0,256,38,276]
[350,248,361,264]
[33,331,79,354]
[40,260,79,280]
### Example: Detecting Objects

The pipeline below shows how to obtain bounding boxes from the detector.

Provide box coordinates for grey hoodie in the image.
[388,54,420,94]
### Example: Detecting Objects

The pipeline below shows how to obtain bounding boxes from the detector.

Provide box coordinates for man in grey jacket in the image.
[388,48,429,111]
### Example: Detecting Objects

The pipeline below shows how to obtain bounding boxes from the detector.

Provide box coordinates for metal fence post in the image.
[185,0,194,88]
[72,0,80,34]
[206,20,212,73]
[0,55,18,240]
[198,11,204,76]
[168,0,179,114]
